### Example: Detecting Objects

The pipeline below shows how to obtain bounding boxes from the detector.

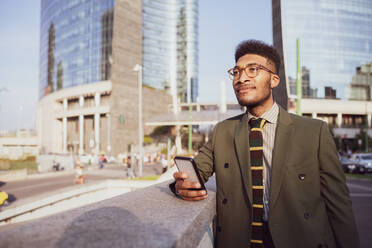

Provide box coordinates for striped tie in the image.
[249,118,266,248]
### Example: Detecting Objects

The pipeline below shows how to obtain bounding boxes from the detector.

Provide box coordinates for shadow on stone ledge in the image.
[56,206,175,248]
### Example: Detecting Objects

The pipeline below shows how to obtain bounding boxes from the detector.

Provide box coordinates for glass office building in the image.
[40,0,115,98]
[273,0,372,99]
[142,0,198,102]
[40,0,198,102]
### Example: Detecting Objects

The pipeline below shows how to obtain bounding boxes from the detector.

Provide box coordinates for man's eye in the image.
[233,69,240,75]
[248,67,258,73]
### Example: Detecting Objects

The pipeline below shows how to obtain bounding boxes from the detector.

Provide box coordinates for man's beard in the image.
[236,92,271,108]
[235,79,271,108]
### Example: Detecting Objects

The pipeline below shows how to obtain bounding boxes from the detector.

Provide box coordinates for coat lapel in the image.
[269,106,293,211]
[234,113,252,203]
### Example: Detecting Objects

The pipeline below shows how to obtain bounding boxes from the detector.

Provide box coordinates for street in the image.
[347,178,372,248]
[0,162,164,204]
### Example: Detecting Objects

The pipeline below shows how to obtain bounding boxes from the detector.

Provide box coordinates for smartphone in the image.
[174,156,206,191]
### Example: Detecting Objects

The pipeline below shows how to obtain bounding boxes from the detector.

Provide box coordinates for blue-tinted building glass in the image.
[40,0,114,98]
[279,0,372,99]
[142,0,198,102]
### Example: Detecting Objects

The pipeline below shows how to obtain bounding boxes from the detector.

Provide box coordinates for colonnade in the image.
[62,92,102,154]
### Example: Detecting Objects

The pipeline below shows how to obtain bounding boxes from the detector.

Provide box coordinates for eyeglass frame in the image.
[227,63,276,81]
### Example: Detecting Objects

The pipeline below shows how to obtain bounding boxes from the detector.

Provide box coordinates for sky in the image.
[0,0,272,131]
[0,0,40,131]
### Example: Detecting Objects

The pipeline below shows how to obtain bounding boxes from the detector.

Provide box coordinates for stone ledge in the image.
[0,180,156,225]
[0,177,217,248]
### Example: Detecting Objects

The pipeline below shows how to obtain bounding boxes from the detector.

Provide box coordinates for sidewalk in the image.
[0,161,165,183]
[87,161,165,179]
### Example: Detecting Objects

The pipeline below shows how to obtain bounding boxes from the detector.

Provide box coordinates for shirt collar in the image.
[247,102,279,124]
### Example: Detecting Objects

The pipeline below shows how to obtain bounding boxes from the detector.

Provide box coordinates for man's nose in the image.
[238,70,251,83]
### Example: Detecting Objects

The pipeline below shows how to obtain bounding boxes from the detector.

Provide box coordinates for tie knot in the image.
[250,118,265,129]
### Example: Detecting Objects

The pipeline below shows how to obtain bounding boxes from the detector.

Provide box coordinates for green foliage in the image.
[24,156,36,162]
[150,126,172,137]
[333,136,343,151]
[160,147,168,154]
[0,159,10,170]
[0,156,38,173]
[350,129,371,152]
[144,135,154,144]
[143,84,156,90]
[345,173,372,180]
[129,175,160,181]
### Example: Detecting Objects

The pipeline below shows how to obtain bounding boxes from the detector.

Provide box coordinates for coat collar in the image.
[234,104,293,207]
[269,105,294,212]
[234,113,252,202]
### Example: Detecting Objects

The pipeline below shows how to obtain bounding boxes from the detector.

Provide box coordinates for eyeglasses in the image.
[227,63,275,81]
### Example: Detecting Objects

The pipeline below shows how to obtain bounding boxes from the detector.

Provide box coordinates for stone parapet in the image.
[0,177,217,248]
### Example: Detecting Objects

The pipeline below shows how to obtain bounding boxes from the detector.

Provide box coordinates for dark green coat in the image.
[194,106,359,248]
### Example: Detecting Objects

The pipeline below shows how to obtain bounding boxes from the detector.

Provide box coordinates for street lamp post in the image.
[133,64,143,177]
[366,63,371,153]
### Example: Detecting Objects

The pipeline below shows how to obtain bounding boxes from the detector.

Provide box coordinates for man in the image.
[172,40,359,248]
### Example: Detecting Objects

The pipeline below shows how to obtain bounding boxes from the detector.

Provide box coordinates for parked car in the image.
[0,191,9,207]
[340,156,365,174]
[349,153,372,173]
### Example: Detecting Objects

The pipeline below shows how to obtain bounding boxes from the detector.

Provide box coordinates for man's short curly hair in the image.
[235,40,281,74]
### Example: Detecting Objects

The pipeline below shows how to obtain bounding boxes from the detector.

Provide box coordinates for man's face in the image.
[232,54,279,108]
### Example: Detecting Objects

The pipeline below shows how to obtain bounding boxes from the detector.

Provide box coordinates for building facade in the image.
[40,0,116,96]
[0,130,38,160]
[273,0,372,100]
[288,66,318,98]
[142,0,198,103]
[348,62,372,101]
[38,0,198,156]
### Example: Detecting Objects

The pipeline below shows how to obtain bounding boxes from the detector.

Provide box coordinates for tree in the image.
[47,22,56,93]
[101,10,113,81]
[351,129,371,152]
[57,61,63,90]
[177,6,187,103]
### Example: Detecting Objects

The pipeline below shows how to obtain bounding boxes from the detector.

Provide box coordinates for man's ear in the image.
[270,74,280,89]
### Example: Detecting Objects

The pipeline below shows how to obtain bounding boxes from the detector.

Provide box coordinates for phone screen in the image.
[174,156,206,191]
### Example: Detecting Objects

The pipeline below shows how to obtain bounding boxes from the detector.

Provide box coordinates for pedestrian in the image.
[161,154,168,173]
[127,155,135,179]
[171,40,359,247]
[99,153,105,169]
[75,164,85,184]
[52,160,60,171]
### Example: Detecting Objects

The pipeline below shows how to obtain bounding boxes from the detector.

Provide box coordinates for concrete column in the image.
[368,113,371,128]
[95,92,100,107]
[63,117,67,153]
[312,112,317,119]
[337,113,342,128]
[63,98,68,153]
[94,113,100,154]
[94,93,101,153]
[107,113,111,155]
[175,125,182,154]
[79,115,84,154]
[79,96,84,154]
[63,98,68,110]
[79,96,84,107]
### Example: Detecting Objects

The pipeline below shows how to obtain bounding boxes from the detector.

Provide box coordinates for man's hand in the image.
[173,171,208,201]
